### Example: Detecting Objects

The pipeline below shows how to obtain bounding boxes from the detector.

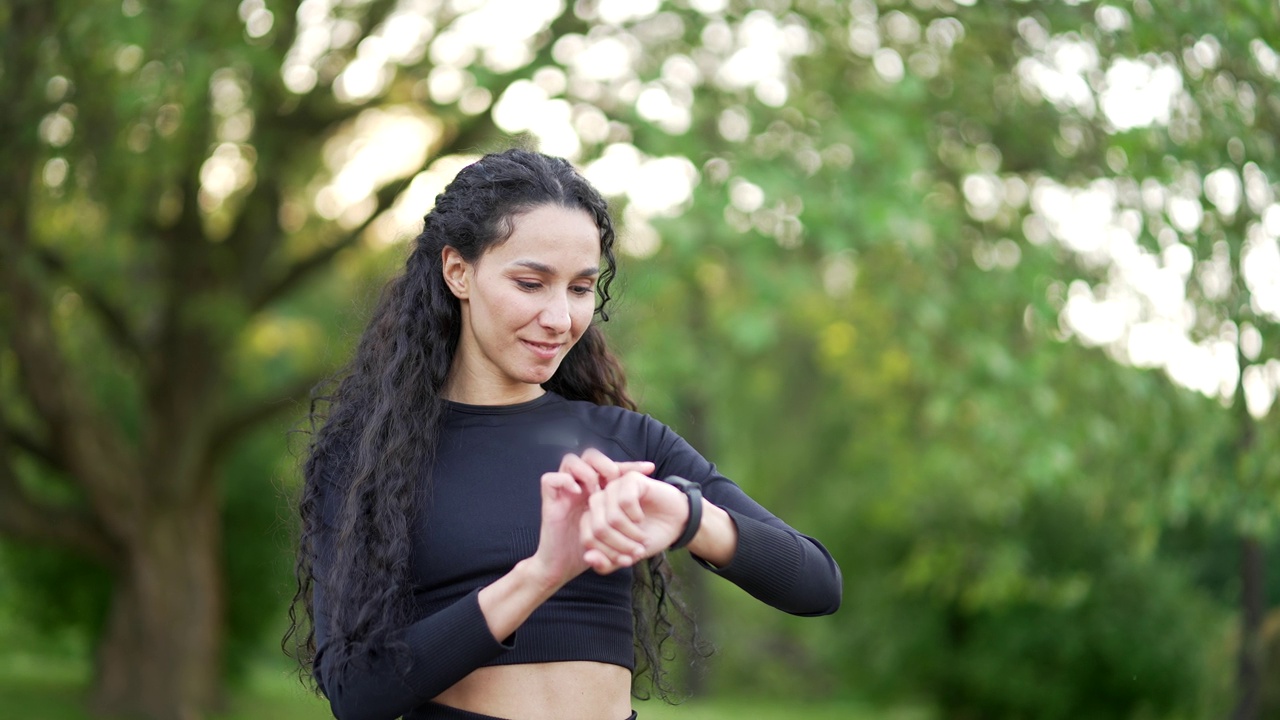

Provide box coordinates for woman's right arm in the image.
[313,577,515,720]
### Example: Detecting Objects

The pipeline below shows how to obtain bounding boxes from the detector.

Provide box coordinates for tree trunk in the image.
[91,488,224,720]
[677,392,712,698]
[1232,536,1265,720]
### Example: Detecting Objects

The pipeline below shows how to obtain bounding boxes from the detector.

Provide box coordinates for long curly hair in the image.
[284,148,695,702]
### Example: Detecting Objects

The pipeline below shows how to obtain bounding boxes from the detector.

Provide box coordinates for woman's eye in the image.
[515,280,542,291]
[571,285,594,296]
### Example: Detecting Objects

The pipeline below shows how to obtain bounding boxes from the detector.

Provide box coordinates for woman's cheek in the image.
[572,301,595,334]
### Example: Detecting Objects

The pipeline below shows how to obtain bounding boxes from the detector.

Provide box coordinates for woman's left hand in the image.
[575,453,691,574]
[531,452,656,587]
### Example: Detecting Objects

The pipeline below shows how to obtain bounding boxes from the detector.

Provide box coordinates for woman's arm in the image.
[577,467,841,617]
[313,581,514,720]
[576,438,841,619]
[692,480,843,616]
[684,499,738,568]
[583,415,844,617]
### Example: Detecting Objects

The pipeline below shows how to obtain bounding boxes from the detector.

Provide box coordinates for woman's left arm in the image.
[683,499,737,568]
[581,464,842,616]
[651,418,841,616]
[688,479,842,616]
[578,417,843,617]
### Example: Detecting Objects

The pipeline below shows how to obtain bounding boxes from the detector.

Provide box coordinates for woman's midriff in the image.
[431,661,633,720]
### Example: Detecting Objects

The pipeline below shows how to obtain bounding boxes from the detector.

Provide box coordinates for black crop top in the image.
[312,392,842,720]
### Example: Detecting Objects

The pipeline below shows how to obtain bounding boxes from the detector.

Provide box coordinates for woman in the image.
[286,148,842,720]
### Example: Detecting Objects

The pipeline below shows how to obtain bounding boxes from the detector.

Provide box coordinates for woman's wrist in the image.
[684,500,737,568]
[477,558,566,643]
[660,476,702,549]
[517,555,573,596]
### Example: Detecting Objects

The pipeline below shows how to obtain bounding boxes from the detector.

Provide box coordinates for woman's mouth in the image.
[521,339,562,359]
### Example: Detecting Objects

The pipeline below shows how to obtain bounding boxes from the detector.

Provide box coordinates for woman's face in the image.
[443,203,602,401]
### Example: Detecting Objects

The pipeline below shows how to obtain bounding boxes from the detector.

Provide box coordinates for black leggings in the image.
[412,701,637,720]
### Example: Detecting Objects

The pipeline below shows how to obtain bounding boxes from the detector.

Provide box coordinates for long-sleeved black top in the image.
[312,391,842,720]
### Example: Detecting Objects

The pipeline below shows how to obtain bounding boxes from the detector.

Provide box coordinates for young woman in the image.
[286,148,842,720]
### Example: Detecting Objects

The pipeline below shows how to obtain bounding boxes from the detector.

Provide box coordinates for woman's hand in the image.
[578,464,692,575]
[528,451,655,589]
[481,450,733,644]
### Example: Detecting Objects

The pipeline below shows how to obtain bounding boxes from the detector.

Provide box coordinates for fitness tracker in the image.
[661,475,703,550]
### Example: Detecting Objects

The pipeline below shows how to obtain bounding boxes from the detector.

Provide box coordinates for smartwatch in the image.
[661,476,703,550]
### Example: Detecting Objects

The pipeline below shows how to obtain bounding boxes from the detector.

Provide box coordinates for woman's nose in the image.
[538,293,571,333]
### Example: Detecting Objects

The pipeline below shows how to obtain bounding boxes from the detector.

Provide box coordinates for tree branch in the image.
[32,246,143,359]
[245,0,585,312]
[263,0,411,139]
[4,421,64,472]
[0,425,120,567]
[206,372,327,460]
[248,184,398,311]
[249,109,499,311]
[1,245,141,536]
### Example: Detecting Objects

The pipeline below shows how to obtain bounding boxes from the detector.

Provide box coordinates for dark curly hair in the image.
[284,148,695,703]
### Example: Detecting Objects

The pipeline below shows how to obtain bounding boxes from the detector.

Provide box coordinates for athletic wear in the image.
[313,392,842,720]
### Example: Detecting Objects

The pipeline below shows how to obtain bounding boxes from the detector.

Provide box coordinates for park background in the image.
[3,0,1280,719]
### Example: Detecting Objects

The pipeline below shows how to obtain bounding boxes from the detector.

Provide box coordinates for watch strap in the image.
[662,475,703,550]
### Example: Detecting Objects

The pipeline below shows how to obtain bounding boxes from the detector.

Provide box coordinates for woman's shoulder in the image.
[545,392,670,446]
[545,391,658,422]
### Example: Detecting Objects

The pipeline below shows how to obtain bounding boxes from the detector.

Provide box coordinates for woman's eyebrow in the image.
[512,260,600,278]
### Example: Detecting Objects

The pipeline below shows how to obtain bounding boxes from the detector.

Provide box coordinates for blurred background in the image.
[2,1,1279,719]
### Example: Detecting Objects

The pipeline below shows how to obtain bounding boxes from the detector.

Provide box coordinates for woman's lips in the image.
[521,339,562,359]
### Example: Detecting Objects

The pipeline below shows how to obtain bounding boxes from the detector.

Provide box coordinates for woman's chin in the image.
[519,364,562,386]
[537,361,568,384]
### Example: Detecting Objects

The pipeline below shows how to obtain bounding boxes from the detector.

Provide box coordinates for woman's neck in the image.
[441,369,545,406]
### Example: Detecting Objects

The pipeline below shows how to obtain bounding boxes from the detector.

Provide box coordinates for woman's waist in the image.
[429,661,632,720]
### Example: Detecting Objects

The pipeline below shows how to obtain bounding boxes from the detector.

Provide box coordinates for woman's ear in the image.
[441,246,470,300]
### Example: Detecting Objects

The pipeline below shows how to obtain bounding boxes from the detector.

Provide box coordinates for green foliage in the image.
[0,541,111,652]
[221,418,305,683]
[907,495,1221,720]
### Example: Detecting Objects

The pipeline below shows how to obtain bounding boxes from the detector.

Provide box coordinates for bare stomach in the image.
[431,661,633,720]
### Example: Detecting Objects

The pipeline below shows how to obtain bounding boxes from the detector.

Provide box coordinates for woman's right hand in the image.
[528,451,654,589]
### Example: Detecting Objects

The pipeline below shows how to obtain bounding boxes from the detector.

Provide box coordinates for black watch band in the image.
[661,476,703,550]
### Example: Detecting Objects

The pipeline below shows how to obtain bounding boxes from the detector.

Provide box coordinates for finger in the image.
[580,448,621,482]
[615,460,656,478]
[614,473,649,525]
[583,540,635,573]
[559,453,602,494]
[540,474,581,517]
[540,472,581,500]
[583,549,626,575]
[579,506,636,570]
[586,490,648,557]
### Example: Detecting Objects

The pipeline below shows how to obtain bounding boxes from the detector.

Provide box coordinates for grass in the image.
[0,653,332,720]
[0,654,931,720]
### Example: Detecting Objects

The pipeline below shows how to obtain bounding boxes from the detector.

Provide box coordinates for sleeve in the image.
[310,462,515,720]
[646,419,843,617]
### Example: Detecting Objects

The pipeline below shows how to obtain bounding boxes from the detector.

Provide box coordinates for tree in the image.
[923,4,1280,717]
[0,1,520,716]
[607,0,1276,714]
